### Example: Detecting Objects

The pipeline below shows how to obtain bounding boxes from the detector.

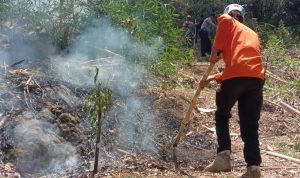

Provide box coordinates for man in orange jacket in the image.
[202,4,265,178]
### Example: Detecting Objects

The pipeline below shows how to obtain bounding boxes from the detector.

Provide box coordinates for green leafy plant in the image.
[277,20,292,45]
[83,67,112,175]
[294,141,300,152]
[293,80,300,91]
[260,21,296,68]
[263,35,284,59]
[277,142,300,159]
[278,143,294,156]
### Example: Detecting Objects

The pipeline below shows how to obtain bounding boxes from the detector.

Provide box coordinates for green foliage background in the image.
[0,0,299,89]
[92,0,193,77]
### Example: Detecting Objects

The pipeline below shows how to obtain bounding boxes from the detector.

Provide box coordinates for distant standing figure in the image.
[199,14,216,57]
[195,14,205,44]
[182,15,195,48]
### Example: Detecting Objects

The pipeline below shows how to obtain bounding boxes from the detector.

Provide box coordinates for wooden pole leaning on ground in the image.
[171,62,215,147]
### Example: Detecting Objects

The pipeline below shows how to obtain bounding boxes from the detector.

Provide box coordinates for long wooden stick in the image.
[172,63,215,147]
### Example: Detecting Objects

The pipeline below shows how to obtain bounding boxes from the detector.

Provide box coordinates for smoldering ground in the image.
[13,118,80,175]
[1,17,164,176]
[51,18,163,156]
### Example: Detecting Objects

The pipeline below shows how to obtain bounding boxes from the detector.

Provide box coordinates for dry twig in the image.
[266,71,292,85]
[23,73,35,111]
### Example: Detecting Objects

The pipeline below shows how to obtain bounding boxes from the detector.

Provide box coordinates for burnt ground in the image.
[0,58,300,178]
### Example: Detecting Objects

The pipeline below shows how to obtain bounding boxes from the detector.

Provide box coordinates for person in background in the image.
[182,15,195,48]
[201,4,265,178]
[199,14,216,57]
[195,14,205,44]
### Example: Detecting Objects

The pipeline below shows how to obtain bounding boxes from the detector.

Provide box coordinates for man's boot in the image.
[204,150,231,172]
[239,166,261,178]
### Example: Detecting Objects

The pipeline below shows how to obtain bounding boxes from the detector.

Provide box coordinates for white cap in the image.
[224,4,246,17]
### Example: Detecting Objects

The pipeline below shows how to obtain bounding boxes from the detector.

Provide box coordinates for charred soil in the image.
[0,59,300,178]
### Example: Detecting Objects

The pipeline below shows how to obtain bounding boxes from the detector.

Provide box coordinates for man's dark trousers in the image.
[215,77,264,167]
[199,29,211,57]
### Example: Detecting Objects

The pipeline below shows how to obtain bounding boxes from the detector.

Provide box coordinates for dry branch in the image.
[264,99,281,108]
[201,125,216,132]
[25,73,34,86]
[23,73,35,111]
[279,101,300,116]
[116,148,136,157]
[264,99,300,117]
[266,71,292,85]
[9,59,25,68]
[265,151,300,164]
[24,89,33,111]
[0,117,8,128]
[261,166,300,170]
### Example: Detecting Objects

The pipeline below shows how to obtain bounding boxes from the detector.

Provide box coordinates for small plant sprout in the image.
[83,67,112,176]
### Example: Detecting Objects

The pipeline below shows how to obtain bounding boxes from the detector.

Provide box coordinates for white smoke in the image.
[13,119,80,176]
[51,18,160,154]
[1,14,162,175]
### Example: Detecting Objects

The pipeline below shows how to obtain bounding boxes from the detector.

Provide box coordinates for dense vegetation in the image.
[0,0,299,88]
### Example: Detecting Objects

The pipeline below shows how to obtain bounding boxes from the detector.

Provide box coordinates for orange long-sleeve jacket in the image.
[213,14,265,83]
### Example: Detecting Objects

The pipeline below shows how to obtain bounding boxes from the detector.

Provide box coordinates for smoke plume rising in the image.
[51,18,161,154]
[1,13,162,175]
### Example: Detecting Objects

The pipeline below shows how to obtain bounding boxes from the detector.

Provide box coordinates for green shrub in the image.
[294,80,300,91]
[93,0,194,86]
[263,35,286,66]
